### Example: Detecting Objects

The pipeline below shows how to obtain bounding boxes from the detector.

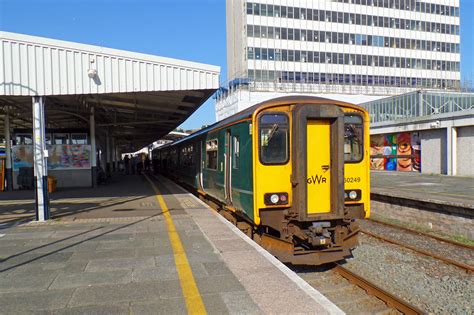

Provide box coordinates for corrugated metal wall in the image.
[0,32,220,96]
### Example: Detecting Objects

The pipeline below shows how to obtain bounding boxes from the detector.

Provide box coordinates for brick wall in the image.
[371,200,474,240]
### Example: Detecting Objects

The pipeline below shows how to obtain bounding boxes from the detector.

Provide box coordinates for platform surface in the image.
[371,171,474,208]
[0,174,342,314]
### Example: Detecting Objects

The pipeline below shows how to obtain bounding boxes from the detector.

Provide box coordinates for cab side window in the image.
[344,114,364,162]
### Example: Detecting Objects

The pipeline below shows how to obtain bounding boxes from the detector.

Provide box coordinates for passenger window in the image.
[206,139,218,170]
[232,136,240,169]
[259,113,289,164]
[344,114,364,162]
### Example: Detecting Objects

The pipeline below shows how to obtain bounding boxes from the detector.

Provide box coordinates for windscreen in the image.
[259,113,289,164]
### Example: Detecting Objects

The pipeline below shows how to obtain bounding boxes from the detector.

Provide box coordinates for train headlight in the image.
[349,191,358,200]
[264,193,289,206]
[344,189,361,201]
[270,194,280,204]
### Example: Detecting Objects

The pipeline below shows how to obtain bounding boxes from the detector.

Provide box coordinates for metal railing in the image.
[216,75,473,124]
[361,90,474,124]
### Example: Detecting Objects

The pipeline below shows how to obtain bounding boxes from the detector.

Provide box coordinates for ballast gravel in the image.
[360,220,474,266]
[343,235,474,314]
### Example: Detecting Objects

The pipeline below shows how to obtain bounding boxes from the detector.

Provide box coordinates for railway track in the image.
[361,220,474,273]
[294,263,424,315]
[332,264,424,315]
[368,218,474,250]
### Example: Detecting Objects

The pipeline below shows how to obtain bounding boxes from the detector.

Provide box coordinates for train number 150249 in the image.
[344,177,361,183]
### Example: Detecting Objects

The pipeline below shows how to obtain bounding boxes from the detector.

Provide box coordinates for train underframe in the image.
[258,208,361,265]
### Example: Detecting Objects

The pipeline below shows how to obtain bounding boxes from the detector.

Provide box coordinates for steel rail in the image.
[332,264,426,315]
[368,218,474,250]
[361,229,474,273]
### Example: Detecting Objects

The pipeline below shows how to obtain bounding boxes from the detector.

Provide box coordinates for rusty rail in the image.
[368,218,474,250]
[333,264,425,315]
[361,229,474,273]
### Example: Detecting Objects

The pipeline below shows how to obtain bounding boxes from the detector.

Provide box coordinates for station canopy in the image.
[0,32,220,149]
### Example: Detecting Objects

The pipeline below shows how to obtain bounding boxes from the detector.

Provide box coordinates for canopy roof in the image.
[0,32,220,149]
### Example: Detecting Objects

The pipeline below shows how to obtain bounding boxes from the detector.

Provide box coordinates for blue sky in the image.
[0,0,472,130]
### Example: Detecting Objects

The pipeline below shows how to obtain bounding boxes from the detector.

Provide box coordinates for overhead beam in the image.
[85,98,189,115]
[109,93,197,108]
[96,120,175,127]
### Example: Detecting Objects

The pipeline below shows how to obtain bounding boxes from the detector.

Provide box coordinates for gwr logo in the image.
[307,175,327,185]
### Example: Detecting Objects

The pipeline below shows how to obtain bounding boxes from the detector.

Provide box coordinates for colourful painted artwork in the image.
[12,145,33,171]
[48,145,91,170]
[397,133,412,172]
[370,135,384,170]
[384,134,397,171]
[12,145,91,171]
[369,132,421,173]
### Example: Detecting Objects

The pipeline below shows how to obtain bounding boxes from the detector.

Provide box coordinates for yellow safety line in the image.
[144,175,207,315]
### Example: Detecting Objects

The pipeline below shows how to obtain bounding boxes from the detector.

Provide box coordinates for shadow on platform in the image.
[0,173,183,226]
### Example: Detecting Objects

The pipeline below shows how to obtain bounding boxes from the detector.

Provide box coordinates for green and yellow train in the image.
[153,96,370,265]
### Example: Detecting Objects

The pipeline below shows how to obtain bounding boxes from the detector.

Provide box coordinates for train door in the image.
[224,130,232,204]
[306,121,331,213]
[292,105,345,221]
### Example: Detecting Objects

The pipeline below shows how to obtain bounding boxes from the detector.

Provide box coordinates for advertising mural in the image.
[370,132,421,172]
[12,145,91,171]
[12,145,33,171]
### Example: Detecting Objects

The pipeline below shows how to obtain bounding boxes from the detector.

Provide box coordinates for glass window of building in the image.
[71,133,88,145]
[15,134,33,145]
[53,133,70,145]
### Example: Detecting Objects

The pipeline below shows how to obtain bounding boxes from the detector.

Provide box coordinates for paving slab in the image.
[50,270,132,290]
[44,304,131,315]
[130,298,188,315]
[68,282,167,307]
[0,289,75,313]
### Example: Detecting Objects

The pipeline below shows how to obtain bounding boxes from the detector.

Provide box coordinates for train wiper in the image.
[267,124,279,144]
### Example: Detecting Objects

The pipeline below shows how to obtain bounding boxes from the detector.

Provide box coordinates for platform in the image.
[0,174,342,314]
[371,171,474,209]
[370,170,474,239]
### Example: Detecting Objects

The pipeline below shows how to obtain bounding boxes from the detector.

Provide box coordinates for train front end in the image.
[253,98,370,265]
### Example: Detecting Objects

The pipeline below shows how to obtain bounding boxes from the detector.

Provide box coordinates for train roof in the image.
[156,95,365,150]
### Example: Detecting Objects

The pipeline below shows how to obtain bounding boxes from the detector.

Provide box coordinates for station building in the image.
[218,0,461,120]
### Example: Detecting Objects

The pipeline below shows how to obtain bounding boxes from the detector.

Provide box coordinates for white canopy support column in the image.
[32,96,50,221]
[4,108,13,191]
[90,106,97,187]
[447,126,457,176]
